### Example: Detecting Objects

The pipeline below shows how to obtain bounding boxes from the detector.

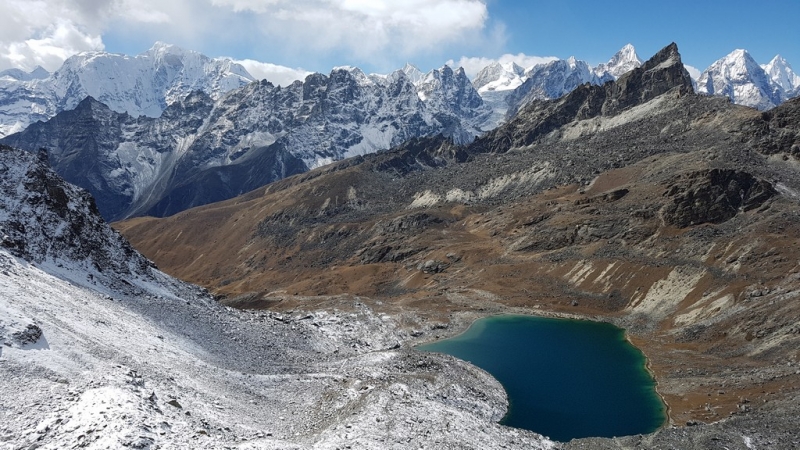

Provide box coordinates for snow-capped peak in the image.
[594,43,642,80]
[696,48,781,110]
[0,66,50,81]
[144,41,188,57]
[0,42,256,137]
[763,54,800,96]
[472,61,526,93]
[402,63,426,86]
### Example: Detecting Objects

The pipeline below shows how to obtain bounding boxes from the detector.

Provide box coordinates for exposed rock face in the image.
[473,43,694,153]
[602,42,694,115]
[661,169,777,228]
[0,145,150,276]
[2,65,490,221]
[740,96,800,157]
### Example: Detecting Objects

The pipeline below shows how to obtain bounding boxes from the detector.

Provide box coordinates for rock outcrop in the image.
[0,145,151,277]
[661,169,777,228]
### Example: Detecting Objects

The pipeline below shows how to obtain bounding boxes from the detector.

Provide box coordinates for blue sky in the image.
[2,0,798,85]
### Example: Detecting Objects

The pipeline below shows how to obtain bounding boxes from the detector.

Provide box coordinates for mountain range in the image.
[1,37,799,448]
[0,43,798,224]
[1,62,492,220]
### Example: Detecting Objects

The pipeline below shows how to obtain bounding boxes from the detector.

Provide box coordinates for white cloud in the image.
[214,0,489,59]
[684,64,702,81]
[234,60,311,86]
[0,21,103,72]
[447,53,559,79]
[0,0,494,76]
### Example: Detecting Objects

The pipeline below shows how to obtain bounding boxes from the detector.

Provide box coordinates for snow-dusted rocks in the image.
[2,62,492,220]
[0,42,254,137]
[0,145,151,278]
[0,144,554,449]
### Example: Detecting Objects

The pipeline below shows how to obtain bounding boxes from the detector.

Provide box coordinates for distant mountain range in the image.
[1,62,492,220]
[0,42,798,222]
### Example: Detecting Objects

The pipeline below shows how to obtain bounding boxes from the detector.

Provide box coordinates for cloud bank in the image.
[233,60,311,86]
[0,0,493,73]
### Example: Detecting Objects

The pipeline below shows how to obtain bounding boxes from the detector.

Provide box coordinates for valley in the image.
[113,44,800,447]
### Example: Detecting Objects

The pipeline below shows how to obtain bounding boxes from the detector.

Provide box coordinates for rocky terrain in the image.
[0,144,559,449]
[116,44,800,447]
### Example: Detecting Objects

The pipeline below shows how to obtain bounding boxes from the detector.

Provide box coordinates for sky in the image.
[2,0,799,86]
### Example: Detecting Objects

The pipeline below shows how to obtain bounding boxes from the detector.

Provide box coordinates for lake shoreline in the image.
[417,312,668,441]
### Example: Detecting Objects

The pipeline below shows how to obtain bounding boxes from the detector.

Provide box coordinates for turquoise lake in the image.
[418,315,666,442]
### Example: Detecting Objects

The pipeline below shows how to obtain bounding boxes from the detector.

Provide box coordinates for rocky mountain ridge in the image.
[1,63,491,220]
[474,44,644,125]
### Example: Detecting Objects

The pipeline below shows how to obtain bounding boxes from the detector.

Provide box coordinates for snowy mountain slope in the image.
[763,55,800,99]
[0,42,254,137]
[473,62,526,93]
[474,45,643,124]
[2,63,492,220]
[594,43,643,82]
[0,66,49,82]
[696,49,783,110]
[472,62,527,129]
[505,57,599,118]
[0,144,554,449]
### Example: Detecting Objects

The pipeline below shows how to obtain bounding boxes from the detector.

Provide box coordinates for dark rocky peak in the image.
[0,144,152,279]
[472,43,694,153]
[74,95,117,116]
[303,72,330,99]
[602,42,694,115]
